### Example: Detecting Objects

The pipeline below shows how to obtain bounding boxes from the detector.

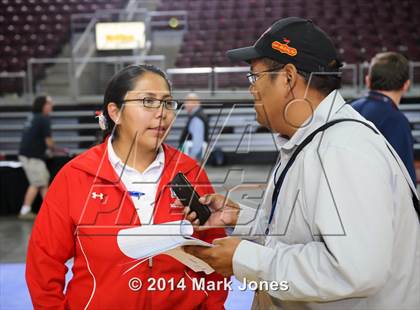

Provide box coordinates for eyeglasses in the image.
[246,65,285,85]
[122,97,179,110]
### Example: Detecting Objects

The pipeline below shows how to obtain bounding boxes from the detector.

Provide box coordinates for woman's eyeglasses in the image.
[123,97,179,110]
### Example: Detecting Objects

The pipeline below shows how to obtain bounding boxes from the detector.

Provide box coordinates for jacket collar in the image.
[70,137,198,185]
[107,135,165,174]
[367,90,397,108]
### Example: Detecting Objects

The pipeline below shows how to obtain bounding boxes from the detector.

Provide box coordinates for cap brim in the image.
[226,46,261,63]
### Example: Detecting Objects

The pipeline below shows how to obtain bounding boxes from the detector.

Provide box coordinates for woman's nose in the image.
[249,85,260,100]
[155,105,166,119]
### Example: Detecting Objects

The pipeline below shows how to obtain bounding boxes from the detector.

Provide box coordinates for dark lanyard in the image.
[267,118,420,235]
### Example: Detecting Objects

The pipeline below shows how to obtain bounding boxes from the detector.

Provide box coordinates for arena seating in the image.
[152,0,420,89]
[1,0,419,94]
[0,0,128,94]
[156,0,420,68]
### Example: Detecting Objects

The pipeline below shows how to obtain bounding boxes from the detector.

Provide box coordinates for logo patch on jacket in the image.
[92,191,106,200]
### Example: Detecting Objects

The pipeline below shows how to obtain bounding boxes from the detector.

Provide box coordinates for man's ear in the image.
[402,79,411,93]
[107,102,121,124]
[282,63,298,88]
[365,75,371,89]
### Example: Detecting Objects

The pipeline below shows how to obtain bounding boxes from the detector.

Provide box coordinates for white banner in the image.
[95,22,146,50]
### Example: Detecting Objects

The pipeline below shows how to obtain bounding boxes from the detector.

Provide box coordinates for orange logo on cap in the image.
[272,38,297,57]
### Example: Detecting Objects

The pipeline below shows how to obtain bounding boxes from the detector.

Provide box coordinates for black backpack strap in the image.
[268,118,419,234]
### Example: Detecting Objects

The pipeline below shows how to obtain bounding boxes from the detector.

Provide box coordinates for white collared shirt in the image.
[232,90,420,309]
[107,137,165,224]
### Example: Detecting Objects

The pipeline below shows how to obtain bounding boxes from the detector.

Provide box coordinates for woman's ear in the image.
[107,102,121,124]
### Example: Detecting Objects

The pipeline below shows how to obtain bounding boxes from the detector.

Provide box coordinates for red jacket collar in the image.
[69,138,199,184]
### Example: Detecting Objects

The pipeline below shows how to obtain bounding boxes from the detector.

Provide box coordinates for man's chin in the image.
[256,115,269,129]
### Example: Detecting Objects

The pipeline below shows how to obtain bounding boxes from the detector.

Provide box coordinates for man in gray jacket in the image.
[185,17,419,309]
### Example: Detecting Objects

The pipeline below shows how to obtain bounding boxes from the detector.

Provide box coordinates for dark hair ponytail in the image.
[102,64,171,138]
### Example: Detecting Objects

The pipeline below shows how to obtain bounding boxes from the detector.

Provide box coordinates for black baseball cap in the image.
[226,17,342,73]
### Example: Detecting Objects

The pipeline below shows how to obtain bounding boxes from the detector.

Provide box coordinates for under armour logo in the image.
[92,192,105,200]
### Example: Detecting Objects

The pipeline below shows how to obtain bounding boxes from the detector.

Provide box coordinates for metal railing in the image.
[125,0,161,12]
[409,62,420,85]
[27,55,166,102]
[0,71,27,97]
[3,60,420,102]
[168,64,359,92]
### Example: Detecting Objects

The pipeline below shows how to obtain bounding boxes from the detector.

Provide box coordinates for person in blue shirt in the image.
[352,52,416,185]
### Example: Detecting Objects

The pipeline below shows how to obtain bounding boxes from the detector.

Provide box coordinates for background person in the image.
[18,95,55,220]
[352,51,417,184]
[179,93,209,160]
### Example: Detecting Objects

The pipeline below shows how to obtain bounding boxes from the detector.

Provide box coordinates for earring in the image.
[283,97,315,130]
[95,111,108,130]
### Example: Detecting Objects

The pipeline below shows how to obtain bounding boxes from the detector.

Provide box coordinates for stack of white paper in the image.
[117,220,214,274]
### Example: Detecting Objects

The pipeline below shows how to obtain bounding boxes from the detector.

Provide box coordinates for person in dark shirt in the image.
[18,95,55,219]
[352,52,416,185]
[178,93,209,160]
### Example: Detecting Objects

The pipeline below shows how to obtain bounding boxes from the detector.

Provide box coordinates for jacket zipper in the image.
[148,257,153,308]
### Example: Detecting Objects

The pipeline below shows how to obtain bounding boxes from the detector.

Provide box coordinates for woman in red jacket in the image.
[26,65,228,309]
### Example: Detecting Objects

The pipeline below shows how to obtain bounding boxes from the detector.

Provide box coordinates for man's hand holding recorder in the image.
[170,172,243,277]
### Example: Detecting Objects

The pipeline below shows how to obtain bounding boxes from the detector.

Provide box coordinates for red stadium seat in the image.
[0,0,129,93]
[1,0,419,93]
[159,0,419,73]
